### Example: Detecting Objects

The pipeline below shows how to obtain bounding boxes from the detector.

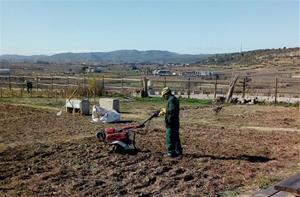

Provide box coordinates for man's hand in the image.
[158,108,166,116]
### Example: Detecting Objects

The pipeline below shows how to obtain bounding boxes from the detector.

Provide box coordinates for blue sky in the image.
[0,0,299,55]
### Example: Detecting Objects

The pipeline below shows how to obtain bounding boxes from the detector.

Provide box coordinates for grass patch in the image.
[289,162,300,174]
[0,96,212,111]
[258,100,299,107]
[255,176,280,189]
[0,97,65,109]
[217,189,240,197]
[133,96,212,106]
[180,97,212,106]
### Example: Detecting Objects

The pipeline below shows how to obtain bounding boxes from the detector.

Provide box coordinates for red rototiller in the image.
[96,111,159,152]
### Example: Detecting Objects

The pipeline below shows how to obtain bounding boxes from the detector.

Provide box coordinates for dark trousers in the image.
[166,127,182,155]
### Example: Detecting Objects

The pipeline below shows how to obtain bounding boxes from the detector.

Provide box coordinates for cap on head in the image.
[161,87,171,96]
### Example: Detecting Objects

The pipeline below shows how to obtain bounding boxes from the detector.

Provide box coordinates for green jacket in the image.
[165,95,180,128]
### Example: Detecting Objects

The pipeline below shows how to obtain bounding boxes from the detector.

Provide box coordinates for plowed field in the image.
[0,104,299,196]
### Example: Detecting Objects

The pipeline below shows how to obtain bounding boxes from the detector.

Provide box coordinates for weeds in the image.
[255,176,280,189]
[217,189,240,197]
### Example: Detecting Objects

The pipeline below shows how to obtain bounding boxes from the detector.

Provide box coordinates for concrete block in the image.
[66,99,90,115]
[99,98,120,112]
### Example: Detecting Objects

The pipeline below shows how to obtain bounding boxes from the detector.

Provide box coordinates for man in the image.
[25,80,33,93]
[160,87,183,158]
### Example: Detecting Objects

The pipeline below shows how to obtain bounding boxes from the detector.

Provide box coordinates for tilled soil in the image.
[0,104,300,196]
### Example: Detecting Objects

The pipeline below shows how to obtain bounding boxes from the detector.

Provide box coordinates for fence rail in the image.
[0,74,299,103]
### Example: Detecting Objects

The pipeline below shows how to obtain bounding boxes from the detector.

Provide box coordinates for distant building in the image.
[152,69,172,76]
[85,67,102,73]
[94,67,102,73]
[0,69,12,76]
[181,71,225,79]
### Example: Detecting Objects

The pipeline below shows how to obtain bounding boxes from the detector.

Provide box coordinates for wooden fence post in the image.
[94,86,96,104]
[93,77,96,103]
[36,75,39,97]
[0,88,2,98]
[20,87,23,98]
[121,78,124,93]
[78,82,80,98]
[164,77,167,87]
[143,77,148,97]
[55,90,58,102]
[187,78,191,99]
[51,76,54,97]
[8,75,11,90]
[242,77,246,98]
[102,76,105,91]
[47,87,50,98]
[83,75,86,98]
[275,77,278,104]
[66,76,69,95]
[214,78,218,99]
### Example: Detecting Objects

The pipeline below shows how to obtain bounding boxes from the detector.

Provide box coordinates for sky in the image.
[0,0,299,55]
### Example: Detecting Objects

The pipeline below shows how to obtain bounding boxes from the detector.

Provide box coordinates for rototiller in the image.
[96,111,159,152]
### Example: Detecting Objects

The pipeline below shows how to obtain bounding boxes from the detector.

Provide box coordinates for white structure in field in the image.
[99,98,120,112]
[65,99,90,115]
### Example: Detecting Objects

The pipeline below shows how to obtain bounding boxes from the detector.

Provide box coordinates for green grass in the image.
[0,97,65,109]
[133,96,212,107]
[0,96,212,111]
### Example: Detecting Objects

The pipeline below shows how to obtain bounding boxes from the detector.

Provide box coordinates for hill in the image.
[0,50,212,64]
[198,47,300,66]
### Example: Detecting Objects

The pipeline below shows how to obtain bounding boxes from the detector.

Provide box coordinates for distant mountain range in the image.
[0,50,213,64]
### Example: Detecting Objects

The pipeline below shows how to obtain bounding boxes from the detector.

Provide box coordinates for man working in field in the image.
[159,87,183,158]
